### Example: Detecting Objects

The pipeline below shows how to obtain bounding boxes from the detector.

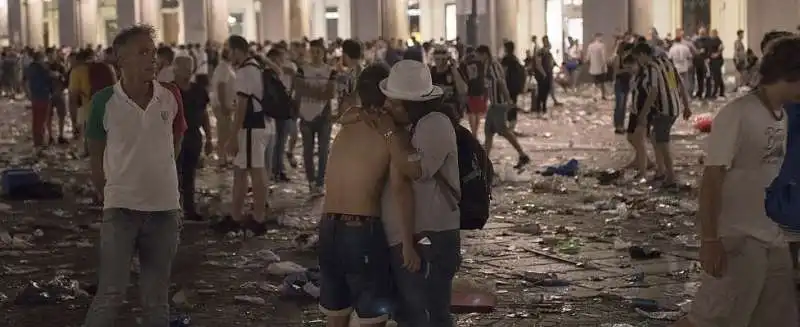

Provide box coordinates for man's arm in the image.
[451,64,468,95]
[697,166,725,240]
[697,106,739,240]
[389,162,415,247]
[384,113,454,181]
[85,92,108,198]
[170,85,186,156]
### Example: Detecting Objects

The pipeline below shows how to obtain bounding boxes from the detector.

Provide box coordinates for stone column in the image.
[58,0,78,47]
[116,0,137,30]
[207,0,229,44]
[288,0,309,40]
[629,0,653,35]
[7,0,22,45]
[493,0,517,54]
[183,0,207,44]
[350,0,381,41]
[583,0,628,54]
[261,0,289,42]
[79,0,99,46]
[139,0,162,41]
[381,0,408,40]
[26,0,44,47]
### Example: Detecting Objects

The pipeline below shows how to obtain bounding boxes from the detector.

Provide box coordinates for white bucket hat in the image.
[379,60,444,101]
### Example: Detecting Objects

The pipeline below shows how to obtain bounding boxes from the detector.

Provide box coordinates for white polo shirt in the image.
[85,82,187,211]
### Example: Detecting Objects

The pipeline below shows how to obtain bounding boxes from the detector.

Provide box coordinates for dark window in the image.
[682,0,710,36]
[162,0,180,9]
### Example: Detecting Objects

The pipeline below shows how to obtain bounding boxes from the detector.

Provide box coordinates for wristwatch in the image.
[383,129,395,141]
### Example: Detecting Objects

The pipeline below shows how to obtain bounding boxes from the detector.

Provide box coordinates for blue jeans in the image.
[391,230,461,327]
[83,209,180,327]
[272,118,296,176]
[613,83,629,129]
[299,115,331,187]
[318,214,393,323]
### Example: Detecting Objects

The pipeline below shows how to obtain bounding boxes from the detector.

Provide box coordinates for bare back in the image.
[324,118,390,216]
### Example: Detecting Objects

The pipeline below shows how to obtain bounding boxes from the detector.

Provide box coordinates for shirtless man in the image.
[319,64,420,327]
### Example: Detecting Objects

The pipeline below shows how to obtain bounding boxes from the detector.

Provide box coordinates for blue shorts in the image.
[317,213,393,324]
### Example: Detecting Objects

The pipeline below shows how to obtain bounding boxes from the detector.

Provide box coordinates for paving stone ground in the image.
[0,91,727,326]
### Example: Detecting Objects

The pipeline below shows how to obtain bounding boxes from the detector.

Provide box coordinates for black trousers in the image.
[694,62,711,98]
[534,75,552,114]
[709,59,724,97]
[178,135,202,216]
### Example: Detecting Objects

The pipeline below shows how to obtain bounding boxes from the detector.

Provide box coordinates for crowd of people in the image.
[8,20,800,327]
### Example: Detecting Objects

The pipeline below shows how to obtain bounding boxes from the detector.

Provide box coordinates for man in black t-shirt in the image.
[707,29,725,98]
[459,47,488,135]
[500,41,526,130]
[46,48,68,143]
[692,27,712,98]
[430,48,467,118]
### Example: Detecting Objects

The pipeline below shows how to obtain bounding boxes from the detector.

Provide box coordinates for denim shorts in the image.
[317,213,393,324]
[650,114,676,143]
[391,230,461,327]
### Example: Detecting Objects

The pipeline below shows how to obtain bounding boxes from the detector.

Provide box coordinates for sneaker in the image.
[513,155,531,170]
[57,136,68,144]
[309,185,325,197]
[210,215,242,233]
[277,172,290,183]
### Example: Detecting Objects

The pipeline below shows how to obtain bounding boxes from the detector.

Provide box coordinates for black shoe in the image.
[277,172,290,183]
[185,212,205,221]
[210,215,242,233]
[287,153,298,168]
[514,155,531,170]
[57,136,68,144]
[244,219,268,237]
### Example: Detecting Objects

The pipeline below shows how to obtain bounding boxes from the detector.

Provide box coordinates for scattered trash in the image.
[266,261,307,276]
[279,269,321,299]
[635,308,683,321]
[170,314,191,327]
[14,275,88,305]
[628,246,662,260]
[233,295,266,305]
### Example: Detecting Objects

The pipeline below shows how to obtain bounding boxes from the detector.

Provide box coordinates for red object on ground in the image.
[694,116,713,133]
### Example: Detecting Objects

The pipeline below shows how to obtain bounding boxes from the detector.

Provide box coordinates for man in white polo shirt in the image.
[212,35,271,236]
[82,25,186,327]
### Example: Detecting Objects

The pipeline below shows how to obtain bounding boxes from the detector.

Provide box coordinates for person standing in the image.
[156,46,175,83]
[674,35,800,327]
[82,24,186,327]
[708,29,725,98]
[210,49,236,165]
[212,35,271,235]
[24,51,53,147]
[586,33,608,100]
[733,29,747,91]
[174,55,212,221]
[47,48,68,144]
[461,47,488,135]
[693,27,712,99]
[668,35,694,96]
[294,39,336,197]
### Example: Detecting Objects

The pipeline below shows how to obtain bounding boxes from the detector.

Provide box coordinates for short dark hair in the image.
[631,42,653,56]
[358,63,391,108]
[111,24,155,56]
[266,48,283,60]
[227,35,249,52]
[341,39,362,60]
[503,41,515,55]
[309,39,325,49]
[156,46,175,63]
[759,36,800,84]
[476,45,491,56]
[736,29,744,36]
[760,30,793,52]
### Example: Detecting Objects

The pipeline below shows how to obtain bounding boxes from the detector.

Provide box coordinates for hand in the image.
[682,108,692,120]
[401,243,421,272]
[93,192,103,205]
[361,108,398,136]
[226,139,238,156]
[204,138,214,156]
[699,239,726,278]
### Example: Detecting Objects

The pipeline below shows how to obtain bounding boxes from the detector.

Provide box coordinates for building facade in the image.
[0,0,796,58]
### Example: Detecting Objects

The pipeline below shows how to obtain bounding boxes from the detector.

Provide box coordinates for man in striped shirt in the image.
[629,42,691,187]
[476,45,530,169]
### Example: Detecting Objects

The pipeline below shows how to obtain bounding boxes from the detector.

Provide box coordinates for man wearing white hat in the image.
[368,59,463,327]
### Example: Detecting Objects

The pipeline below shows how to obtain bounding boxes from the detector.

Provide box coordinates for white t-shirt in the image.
[210,61,236,108]
[586,41,606,75]
[157,66,175,83]
[668,42,693,73]
[705,93,787,246]
[297,63,334,121]
[234,58,274,133]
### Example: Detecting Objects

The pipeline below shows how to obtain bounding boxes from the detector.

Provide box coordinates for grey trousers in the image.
[83,208,180,327]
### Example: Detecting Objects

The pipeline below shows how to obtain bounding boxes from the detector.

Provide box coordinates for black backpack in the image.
[436,124,494,230]
[243,63,293,120]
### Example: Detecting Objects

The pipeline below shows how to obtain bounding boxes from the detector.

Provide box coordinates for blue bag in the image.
[1,168,40,195]
[765,105,800,231]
